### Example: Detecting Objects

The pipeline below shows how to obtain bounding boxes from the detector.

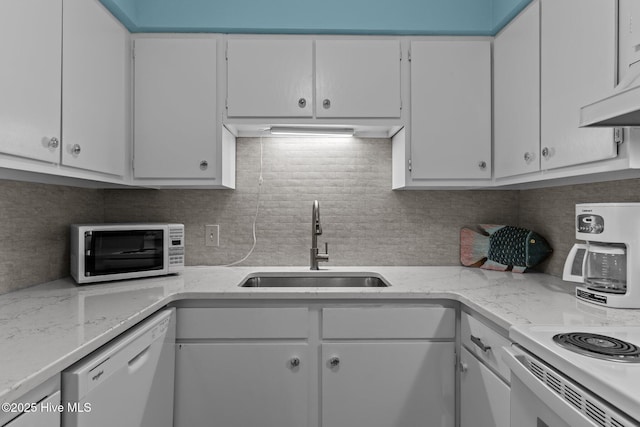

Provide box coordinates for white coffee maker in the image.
[563,203,640,308]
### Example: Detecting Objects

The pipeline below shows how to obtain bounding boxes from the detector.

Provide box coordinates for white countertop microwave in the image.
[70,223,185,284]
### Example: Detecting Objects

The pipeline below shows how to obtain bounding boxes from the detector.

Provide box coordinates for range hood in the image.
[580,2,640,127]
[580,63,640,127]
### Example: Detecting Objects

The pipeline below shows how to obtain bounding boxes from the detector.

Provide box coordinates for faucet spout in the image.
[310,200,329,270]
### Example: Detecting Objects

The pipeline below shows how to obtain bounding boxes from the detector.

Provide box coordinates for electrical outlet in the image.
[205,225,219,247]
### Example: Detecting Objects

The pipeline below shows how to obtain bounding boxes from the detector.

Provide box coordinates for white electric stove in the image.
[505,325,640,427]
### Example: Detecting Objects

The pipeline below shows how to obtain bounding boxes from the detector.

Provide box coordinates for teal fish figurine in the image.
[460,224,552,273]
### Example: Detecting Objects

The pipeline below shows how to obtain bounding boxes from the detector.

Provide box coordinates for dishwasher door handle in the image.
[128,345,151,374]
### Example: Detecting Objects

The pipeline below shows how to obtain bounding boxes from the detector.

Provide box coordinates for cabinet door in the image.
[4,391,61,427]
[174,343,309,427]
[62,0,127,176]
[227,39,313,117]
[410,41,491,179]
[540,0,617,170]
[0,0,61,163]
[494,2,540,179]
[315,40,401,118]
[460,347,510,427]
[322,342,455,427]
[134,38,218,179]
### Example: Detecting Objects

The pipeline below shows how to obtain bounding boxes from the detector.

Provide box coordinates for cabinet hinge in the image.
[408,158,412,172]
[614,127,624,145]
[132,45,135,60]
[408,49,411,62]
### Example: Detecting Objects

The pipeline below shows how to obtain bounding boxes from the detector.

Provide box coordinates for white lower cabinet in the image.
[173,304,455,427]
[2,393,60,427]
[173,307,310,427]
[460,347,509,427]
[459,312,511,427]
[174,343,309,427]
[0,376,60,427]
[321,305,455,427]
[322,342,455,427]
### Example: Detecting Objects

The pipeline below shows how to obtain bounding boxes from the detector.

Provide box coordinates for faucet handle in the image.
[324,242,329,254]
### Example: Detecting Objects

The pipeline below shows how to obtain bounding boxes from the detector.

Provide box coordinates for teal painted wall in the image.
[99,0,531,35]
[134,0,491,34]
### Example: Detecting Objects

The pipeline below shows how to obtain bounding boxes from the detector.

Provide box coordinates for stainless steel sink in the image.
[239,274,390,288]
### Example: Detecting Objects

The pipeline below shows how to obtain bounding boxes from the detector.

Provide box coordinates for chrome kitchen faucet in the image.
[310,200,329,270]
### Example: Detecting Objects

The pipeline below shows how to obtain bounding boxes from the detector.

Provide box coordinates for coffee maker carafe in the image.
[584,243,627,293]
[563,203,640,308]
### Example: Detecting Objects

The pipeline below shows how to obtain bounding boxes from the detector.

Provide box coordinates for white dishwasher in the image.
[62,308,175,427]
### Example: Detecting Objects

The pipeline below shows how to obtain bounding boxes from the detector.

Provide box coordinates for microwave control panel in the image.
[169,225,185,266]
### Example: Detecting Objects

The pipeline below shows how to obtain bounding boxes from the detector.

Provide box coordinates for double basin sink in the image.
[240,273,390,288]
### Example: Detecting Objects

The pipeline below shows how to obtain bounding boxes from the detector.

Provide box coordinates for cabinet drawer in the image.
[461,312,511,382]
[322,306,454,339]
[176,308,309,339]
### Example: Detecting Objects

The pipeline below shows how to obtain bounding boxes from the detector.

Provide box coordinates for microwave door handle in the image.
[502,346,597,427]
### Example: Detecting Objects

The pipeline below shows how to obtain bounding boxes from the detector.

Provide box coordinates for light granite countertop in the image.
[2,265,640,404]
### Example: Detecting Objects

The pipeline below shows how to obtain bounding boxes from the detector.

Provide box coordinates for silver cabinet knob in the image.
[542,147,550,158]
[289,357,300,368]
[298,98,307,108]
[329,356,340,368]
[48,137,59,149]
[71,144,81,155]
[200,160,208,170]
[460,362,468,373]
[478,161,487,170]
[524,152,533,162]
[322,99,331,109]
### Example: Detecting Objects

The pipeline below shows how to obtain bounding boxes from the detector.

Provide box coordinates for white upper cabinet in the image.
[315,40,401,118]
[62,0,128,176]
[409,40,491,180]
[227,39,313,118]
[226,38,401,120]
[134,37,227,182]
[540,0,617,170]
[494,1,540,179]
[494,0,620,183]
[0,0,62,164]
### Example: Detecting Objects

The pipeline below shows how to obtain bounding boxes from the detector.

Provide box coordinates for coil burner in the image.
[553,332,640,363]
